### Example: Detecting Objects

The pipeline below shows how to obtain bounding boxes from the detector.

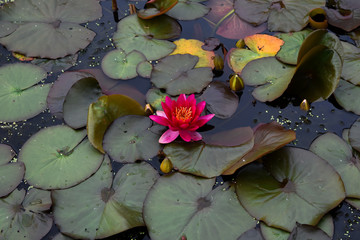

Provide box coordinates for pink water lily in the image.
[149,94,215,144]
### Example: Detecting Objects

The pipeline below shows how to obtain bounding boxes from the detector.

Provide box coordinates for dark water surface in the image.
[1,0,360,239]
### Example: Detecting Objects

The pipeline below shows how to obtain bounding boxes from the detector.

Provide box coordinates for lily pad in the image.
[287,223,331,240]
[237,228,264,240]
[346,198,360,209]
[349,118,360,151]
[223,122,296,175]
[31,54,78,74]
[87,94,146,153]
[103,115,163,163]
[166,0,210,20]
[333,80,360,115]
[137,60,153,78]
[0,20,17,38]
[144,173,256,240]
[341,41,360,85]
[101,49,147,80]
[53,157,159,239]
[0,188,52,240]
[199,81,239,119]
[47,71,95,119]
[234,0,325,32]
[0,63,50,122]
[310,132,360,198]
[146,88,171,111]
[113,14,179,61]
[0,0,102,58]
[324,2,360,32]
[163,134,254,178]
[170,39,215,68]
[150,54,213,96]
[63,77,103,129]
[0,144,24,197]
[236,147,345,232]
[137,0,178,19]
[276,29,312,65]
[228,34,284,74]
[18,125,104,190]
[240,57,296,102]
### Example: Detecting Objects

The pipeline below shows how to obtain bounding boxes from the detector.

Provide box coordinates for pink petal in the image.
[149,115,170,126]
[165,96,173,109]
[155,111,167,118]
[179,130,192,142]
[193,114,215,127]
[162,100,173,120]
[195,101,206,117]
[189,131,202,141]
[187,94,196,107]
[159,129,179,144]
[177,94,187,106]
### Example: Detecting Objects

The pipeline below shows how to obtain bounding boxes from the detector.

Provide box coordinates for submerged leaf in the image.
[137,0,178,19]
[166,0,210,20]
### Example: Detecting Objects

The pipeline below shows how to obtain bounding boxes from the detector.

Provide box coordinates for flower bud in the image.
[229,74,244,91]
[144,104,154,115]
[300,99,310,111]
[213,54,224,71]
[236,39,245,49]
[160,158,173,173]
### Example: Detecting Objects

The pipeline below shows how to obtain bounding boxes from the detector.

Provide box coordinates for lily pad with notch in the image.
[236,147,345,232]
[151,54,213,96]
[0,63,51,122]
[18,125,104,190]
[166,0,210,20]
[310,132,360,199]
[113,14,180,61]
[333,80,360,115]
[63,77,103,129]
[87,94,146,153]
[0,0,102,58]
[0,144,24,197]
[0,188,52,240]
[103,115,163,163]
[144,173,257,240]
[53,157,159,239]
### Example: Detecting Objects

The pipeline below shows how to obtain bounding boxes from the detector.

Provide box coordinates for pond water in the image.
[1,0,360,239]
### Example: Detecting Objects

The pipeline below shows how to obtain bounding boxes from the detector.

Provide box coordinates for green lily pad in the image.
[289,45,342,102]
[349,118,360,151]
[0,0,102,58]
[31,54,78,74]
[166,0,210,20]
[0,144,24,197]
[346,198,360,209]
[163,134,254,178]
[0,63,50,122]
[151,54,213,96]
[144,173,256,240]
[287,223,331,240]
[333,79,360,115]
[103,115,163,163]
[113,14,179,61]
[101,49,147,80]
[236,147,345,232]
[52,233,73,240]
[0,188,52,240]
[223,122,296,175]
[87,94,146,153]
[199,81,239,119]
[137,60,153,78]
[234,0,325,32]
[145,88,171,111]
[0,20,17,38]
[276,29,312,65]
[53,157,159,239]
[240,57,296,102]
[310,132,360,198]
[47,71,95,119]
[260,214,334,240]
[18,125,104,190]
[63,77,103,129]
[341,41,360,85]
[137,0,178,19]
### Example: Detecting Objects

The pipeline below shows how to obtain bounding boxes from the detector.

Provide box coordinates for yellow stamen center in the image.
[175,107,192,121]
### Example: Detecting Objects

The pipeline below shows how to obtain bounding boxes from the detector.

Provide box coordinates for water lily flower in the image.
[149,94,215,144]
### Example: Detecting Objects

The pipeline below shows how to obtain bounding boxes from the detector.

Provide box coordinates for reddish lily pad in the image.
[150,54,213,96]
[144,173,256,240]
[203,127,254,147]
[113,14,179,61]
[333,80,360,115]
[0,188,52,240]
[137,0,178,19]
[236,147,345,232]
[87,94,146,153]
[19,125,104,190]
[324,0,360,32]
[63,77,103,129]
[310,132,360,198]
[0,63,50,122]
[223,122,296,175]
[53,157,159,239]
[0,0,102,58]
[163,133,254,178]
[0,144,24,197]
[199,81,239,119]
[166,0,210,20]
[103,115,163,163]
